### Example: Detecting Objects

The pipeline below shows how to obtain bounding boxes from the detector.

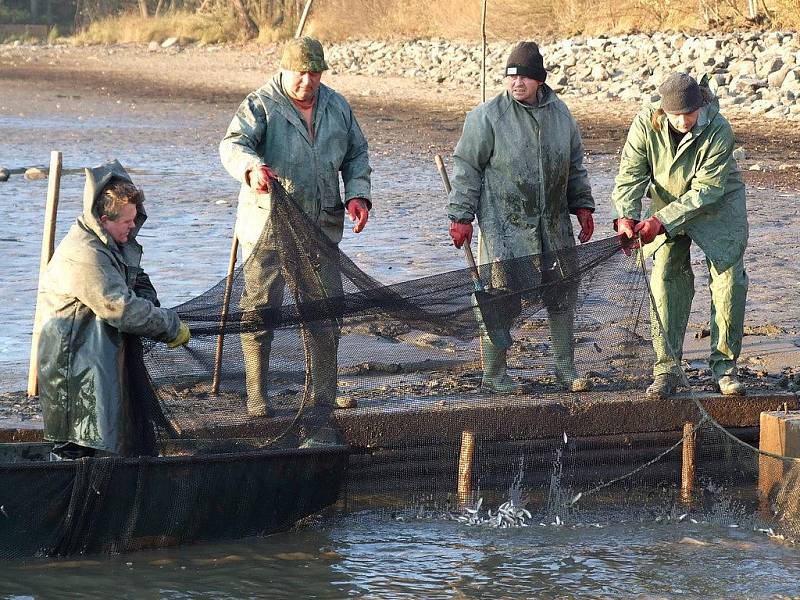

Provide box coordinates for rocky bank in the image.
[326,30,800,120]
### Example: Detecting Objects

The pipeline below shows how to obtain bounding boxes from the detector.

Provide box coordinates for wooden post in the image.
[457,430,476,505]
[746,0,757,19]
[758,410,800,507]
[27,151,63,397]
[211,235,239,395]
[294,0,313,38]
[680,421,696,505]
[138,0,149,18]
[480,0,487,103]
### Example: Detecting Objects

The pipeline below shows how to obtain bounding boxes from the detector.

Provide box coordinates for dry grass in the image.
[68,1,800,44]
[73,11,242,44]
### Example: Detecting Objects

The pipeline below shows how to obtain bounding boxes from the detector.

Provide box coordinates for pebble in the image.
[0,167,9,182]
[161,37,179,49]
[24,167,47,180]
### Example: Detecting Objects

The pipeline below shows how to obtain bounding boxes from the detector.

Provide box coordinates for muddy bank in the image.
[0,42,798,399]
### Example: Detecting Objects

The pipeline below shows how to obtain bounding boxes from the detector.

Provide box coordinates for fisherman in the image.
[220,36,372,416]
[611,72,748,399]
[447,41,596,394]
[37,160,190,459]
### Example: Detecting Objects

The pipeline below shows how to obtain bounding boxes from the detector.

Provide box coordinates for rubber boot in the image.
[549,312,591,392]
[716,373,745,396]
[242,330,272,417]
[645,373,680,400]
[481,336,519,394]
[307,328,340,408]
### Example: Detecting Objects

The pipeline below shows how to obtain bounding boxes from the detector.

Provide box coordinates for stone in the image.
[0,167,9,182]
[147,40,160,52]
[732,147,748,161]
[24,167,46,180]
[161,37,179,49]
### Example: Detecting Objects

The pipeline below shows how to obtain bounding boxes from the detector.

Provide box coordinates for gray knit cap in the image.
[658,73,702,113]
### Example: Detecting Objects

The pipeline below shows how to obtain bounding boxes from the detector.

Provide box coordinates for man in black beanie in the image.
[447,41,596,394]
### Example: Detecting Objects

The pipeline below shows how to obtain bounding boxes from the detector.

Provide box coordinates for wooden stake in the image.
[294,0,313,38]
[681,421,696,505]
[212,234,239,395]
[27,151,63,397]
[458,430,476,505]
[480,0,487,103]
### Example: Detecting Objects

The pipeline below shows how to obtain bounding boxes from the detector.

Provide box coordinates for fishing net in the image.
[3,180,798,559]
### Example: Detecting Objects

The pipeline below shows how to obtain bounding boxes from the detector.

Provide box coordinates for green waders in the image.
[649,235,748,379]
[240,236,342,416]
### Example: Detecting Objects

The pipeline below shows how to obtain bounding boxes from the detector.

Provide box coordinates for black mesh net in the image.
[3,180,799,559]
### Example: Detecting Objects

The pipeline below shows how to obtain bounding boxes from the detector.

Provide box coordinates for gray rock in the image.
[732,147,748,161]
[24,167,47,180]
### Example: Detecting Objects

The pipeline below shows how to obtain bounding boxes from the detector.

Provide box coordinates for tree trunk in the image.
[230,0,259,39]
[139,0,150,18]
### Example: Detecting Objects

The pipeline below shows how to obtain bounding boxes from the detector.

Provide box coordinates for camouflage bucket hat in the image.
[280,36,329,72]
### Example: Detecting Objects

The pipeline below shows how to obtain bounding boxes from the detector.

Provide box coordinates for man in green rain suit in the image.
[220,37,371,416]
[447,41,596,394]
[37,160,190,458]
[611,72,748,399]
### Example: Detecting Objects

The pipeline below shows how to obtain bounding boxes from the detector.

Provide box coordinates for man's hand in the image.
[449,221,473,249]
[614,217,637,239]
[575,208,594,243]
[346,198,370,233]
[634,216,665,245]
[614,217,637,256]
[167,321,191,349]
[247,165,278,194]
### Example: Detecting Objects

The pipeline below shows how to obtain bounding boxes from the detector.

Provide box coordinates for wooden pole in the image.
[680,421,696,505]
[480,0,487,103]
[27,151,62,397]
[211,234,239,395]
[294,0,313,38]
[457,430,476,505]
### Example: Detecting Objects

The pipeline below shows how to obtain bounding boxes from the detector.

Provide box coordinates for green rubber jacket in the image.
[611,80,748,272]
[447,85,594,260]
[219,73,372,247]
[37,160,180,455]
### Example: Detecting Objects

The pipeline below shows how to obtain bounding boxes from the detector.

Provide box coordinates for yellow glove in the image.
[167,321,190,349]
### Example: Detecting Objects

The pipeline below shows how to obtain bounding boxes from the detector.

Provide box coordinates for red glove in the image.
[247,164,278,194]
[346,198,370,233]
[634,216,665,245]
[449,221,473,249]
[614,217,637,256]
[575,208,594,243]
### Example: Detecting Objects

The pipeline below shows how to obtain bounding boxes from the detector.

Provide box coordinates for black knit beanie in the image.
[659,73,703,113]
[505,41,547,82]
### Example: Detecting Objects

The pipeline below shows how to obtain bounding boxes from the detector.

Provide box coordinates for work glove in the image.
[247,164,278,194]
[614,217,638,256]
[346,198,370,233]
[449,221,473,249]
[167,321,191,349]
[634,216,665,245]
[575,208,594,243]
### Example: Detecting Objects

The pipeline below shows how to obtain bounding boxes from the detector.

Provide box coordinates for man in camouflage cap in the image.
[220,36,372,417]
